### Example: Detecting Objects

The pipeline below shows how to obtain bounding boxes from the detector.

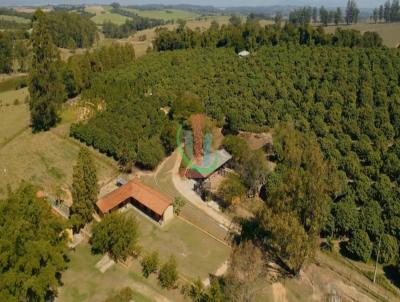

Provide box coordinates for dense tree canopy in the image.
[91,212,140,261]
[0,183,67,301]
[37,10,97,48]
[69,30,400,265]
[154,20,382,52]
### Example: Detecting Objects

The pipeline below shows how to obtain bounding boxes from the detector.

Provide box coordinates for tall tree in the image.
[334,7,343,25]
[379,4,384,20]
[70,147,99,230]
[346,0,360,24]
[312,7,318,23]
[0,183,67,301]
[29,10,66,132]
[319,6,329,26]
[373,8,379,23]
[384,0,391,22]
[391,0,400,21]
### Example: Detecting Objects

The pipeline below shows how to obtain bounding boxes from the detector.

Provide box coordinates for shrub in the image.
[173,197,186,215]
[158,256,178,289]
[141,251,159,278]
[346,229,372,262]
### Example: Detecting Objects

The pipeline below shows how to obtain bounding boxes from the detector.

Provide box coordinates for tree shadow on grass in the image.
[383,265,400,289]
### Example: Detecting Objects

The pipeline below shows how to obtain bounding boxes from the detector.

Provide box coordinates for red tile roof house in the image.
[96,179,174,225]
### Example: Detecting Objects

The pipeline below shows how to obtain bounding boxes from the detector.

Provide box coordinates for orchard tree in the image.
[70,147,99,230]
[333,199,359,236]
[346,229,372,262]
[373,234,398,264]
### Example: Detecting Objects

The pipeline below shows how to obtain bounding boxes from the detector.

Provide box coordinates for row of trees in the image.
[102,16,164,39]
[372,0,400,23]
[288,0,359,26]
[153,20,382,53]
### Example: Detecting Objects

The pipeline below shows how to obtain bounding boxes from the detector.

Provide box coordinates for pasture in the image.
[123,7,200,21]
[0,88,29,146]
[57,244,175,302]
[0,87,118,198]
[325,22,400,48]
[86,6,130,25]
[0,14,30,24]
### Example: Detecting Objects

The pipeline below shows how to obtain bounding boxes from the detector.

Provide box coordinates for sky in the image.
[0,0,384,8]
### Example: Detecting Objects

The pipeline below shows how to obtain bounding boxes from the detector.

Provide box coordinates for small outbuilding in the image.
[96,179,173,225]
[185,149,232,180]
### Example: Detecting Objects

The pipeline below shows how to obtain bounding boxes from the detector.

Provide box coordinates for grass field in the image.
[0,14,30,24]
[86,6,130,25]
[123,7,200,21]
[58,211,230,302]
[0,87,118,198]
[0,88,29,146]
[58,244,177,302]
[325,22,400,48]
[127,209,230,279]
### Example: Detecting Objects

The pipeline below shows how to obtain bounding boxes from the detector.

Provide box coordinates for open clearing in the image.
[325,22,400,48]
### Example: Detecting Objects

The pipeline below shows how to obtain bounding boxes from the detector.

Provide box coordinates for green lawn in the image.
[0,14,30,24]
[123,7,200,21]
[58,244,176,302]
[58,210,230,302]
[126,209,230,279]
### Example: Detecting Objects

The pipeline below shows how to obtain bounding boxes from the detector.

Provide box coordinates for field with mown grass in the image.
[325,22,400,48]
